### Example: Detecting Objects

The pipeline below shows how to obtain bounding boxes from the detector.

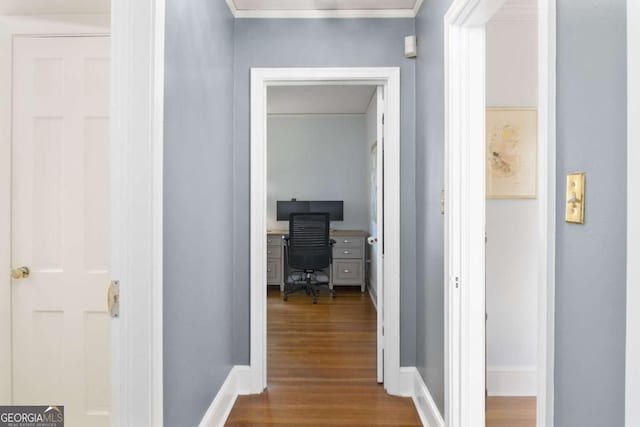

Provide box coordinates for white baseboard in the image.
[202,365,446,426]
[487,365,537,396]
[368,284,378,310]
[400,367,445,427]
[199,365,252,427]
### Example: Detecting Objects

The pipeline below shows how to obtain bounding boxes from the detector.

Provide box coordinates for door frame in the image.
[443,0,556,425]
[0,14,111,405]
[627,0,640,424]
[0,2,166,425]
[249,67,402,395]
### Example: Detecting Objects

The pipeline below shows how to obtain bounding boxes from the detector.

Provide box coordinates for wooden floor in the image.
[226,286,536,426]
[226,287,421,426]
[486,397,536,427]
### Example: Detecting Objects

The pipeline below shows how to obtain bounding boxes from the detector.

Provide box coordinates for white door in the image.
[11,36,111,427]
[374,86,385,383]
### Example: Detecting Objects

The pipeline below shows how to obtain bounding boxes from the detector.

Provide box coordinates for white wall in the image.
[485,14,538,396]
[364,94,379,303]
[267,114,368,230]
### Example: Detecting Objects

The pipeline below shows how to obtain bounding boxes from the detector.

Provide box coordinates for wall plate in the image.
[565,172,585,224]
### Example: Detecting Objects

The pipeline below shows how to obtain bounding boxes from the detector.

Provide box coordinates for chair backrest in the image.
[287,212,331,270]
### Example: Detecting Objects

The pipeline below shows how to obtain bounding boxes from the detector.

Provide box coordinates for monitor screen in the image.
[276,201,309,221]
[277,200,343,221]
[309,201,343,221]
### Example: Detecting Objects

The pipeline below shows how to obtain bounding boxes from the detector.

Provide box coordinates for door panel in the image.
[11,36,110,427]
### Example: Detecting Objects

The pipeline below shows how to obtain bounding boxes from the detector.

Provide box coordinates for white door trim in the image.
[443,0,556,425]
[536,0,557,425]
[627,0,640,424]
[110,0,165,425]
[0,4,166,425]
[0,14,110,405]
[249,67,402,395]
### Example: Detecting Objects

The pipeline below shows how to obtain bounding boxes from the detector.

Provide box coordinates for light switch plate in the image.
[565,172,585,224]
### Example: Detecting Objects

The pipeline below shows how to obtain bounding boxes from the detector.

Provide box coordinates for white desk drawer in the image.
[266,245,282,259]
[333,237,364,248]
[333,247,362,259]
[267,259,282,284]
[266,235,283,246]
[332,260,363,284]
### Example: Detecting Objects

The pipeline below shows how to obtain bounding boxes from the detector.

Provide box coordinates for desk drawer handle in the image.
[344,269,350,273]
[267,268,272,272]
[267,250,272,255]
[267,239,272,243]
[343,239,350,243]
[343,250,351,254]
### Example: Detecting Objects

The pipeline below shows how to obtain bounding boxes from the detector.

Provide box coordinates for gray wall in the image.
[163,0,235,425]
[415,0,451,416]
[267,115,369,231]
[161,2,628,424]
[555,1,627,425]
[414,0,628,422]
[232,19,418,366]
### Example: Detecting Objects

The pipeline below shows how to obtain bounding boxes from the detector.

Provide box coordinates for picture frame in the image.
[486,107,538,199]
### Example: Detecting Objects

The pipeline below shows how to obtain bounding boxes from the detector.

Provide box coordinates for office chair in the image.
[283,212,336,304]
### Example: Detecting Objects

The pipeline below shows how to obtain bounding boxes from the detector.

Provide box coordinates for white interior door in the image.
[375,86,385,383]
[11,36,110,427]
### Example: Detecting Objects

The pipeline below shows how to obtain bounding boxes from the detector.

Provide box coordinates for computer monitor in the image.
[276,201,309,221]
[309,201,343,221]
[277,200,343,222]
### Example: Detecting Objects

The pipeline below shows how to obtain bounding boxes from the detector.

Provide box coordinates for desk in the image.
[267,229,369,292]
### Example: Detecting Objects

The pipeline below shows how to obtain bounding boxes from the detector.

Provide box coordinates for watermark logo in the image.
[0,406,64,427]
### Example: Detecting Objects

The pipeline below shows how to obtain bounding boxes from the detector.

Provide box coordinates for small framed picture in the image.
[486,107,538,199]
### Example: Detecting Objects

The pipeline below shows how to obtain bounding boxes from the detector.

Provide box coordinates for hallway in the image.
[226,287,421,426]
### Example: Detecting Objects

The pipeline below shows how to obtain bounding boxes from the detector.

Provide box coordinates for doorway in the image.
[443,0,556,425]
[247,67,403,396]
[10,35,111,426]
[484,3,539,425]
[266,82,383,375]
[0,15,114,427]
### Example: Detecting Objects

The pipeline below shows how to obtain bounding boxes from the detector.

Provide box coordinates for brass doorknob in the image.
[11,266,30,279]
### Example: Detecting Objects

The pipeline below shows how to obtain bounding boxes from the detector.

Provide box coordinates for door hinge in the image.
[455,276,460,289]
[440,190,445,215]
[382,113,385,125]
[107,280,120,318]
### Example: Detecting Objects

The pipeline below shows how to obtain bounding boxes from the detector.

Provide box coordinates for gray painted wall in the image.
[232,19,418,366]
[414,0,628,422]
[415,0,451,416]
[163,0,235,425]
[161,2,628,424]
[555,1,627,425]
[267,115,369,231]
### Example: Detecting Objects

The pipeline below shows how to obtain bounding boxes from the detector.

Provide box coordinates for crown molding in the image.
[225,0,422,18]
[413,0,424,17]
[225,0,238,17]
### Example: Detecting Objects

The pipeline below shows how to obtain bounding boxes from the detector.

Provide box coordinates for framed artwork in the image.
[486,107,538,199]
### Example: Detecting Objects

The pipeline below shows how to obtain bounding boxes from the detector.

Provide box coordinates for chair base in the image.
[283,279,335,304]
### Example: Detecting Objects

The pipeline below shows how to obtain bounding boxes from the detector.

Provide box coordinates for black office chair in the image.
[283,212,335,304]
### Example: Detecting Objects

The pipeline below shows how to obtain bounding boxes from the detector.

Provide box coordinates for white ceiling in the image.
[233,0,417,11]
[0,0,109,15]
[268,85,377,114]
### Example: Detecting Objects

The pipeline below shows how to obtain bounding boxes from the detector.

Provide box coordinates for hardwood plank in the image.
[226,287,421,426]
[486,396,536,427]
